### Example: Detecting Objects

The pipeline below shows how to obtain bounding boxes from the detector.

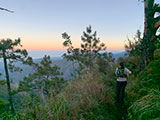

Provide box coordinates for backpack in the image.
[117,68,127,78]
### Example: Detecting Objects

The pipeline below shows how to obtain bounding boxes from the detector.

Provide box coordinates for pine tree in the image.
[0,38,28,114]
[126,0,160,69]
[62,26,107,72]
[142,0,160,67]
[18,55,65,102]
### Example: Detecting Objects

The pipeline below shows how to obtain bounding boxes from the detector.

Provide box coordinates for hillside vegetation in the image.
[0,0,160,118]
[0,33,160,120]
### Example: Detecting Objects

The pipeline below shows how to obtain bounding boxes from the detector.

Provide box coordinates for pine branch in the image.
[154,4,160,13]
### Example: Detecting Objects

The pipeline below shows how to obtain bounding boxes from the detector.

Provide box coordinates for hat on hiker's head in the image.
[119,61,124,68]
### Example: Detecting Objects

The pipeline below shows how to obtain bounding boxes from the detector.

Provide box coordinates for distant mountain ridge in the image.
[0,51,126,85]
[113,51,126,60]
[0,58,75,85]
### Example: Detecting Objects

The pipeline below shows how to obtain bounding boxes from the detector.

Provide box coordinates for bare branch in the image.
[0,7,14,13]
[155,16,160,29]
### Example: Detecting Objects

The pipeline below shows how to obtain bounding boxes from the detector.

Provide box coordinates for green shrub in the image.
[139,60,160,89]
[126,60,160,120]
[127,60,160,101]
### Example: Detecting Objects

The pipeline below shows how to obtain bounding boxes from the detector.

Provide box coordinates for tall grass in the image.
[128,89,160,120]
[2,69,116,120]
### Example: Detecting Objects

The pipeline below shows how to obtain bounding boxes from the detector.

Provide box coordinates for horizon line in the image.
[25,48,125,51]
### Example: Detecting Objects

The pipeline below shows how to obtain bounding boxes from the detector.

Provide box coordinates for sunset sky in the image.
[0,0,144,50]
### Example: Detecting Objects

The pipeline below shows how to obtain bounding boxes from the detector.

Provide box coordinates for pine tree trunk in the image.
[40,85,46,103]
[142,0,155,68]
[71,61,76,76]
[2,50,15,114]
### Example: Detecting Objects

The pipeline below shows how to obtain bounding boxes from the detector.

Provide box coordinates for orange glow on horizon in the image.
[22,42,125,51]
[23,47,124,51]
[20,36,125,51]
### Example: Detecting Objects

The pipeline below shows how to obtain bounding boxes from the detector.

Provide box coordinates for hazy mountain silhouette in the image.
[0,52,125,85]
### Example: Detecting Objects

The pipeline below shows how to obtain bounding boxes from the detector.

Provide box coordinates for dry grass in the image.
[43,70,114,119]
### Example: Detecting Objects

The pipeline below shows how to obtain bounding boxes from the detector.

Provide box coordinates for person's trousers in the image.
[116,81,127,105]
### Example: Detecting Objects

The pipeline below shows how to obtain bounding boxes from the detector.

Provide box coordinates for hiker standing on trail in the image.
[115,62,132,105]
